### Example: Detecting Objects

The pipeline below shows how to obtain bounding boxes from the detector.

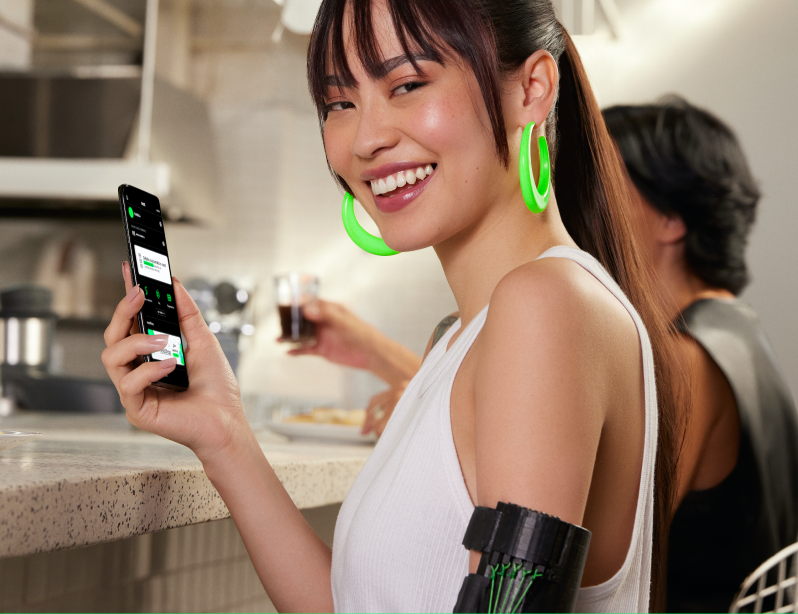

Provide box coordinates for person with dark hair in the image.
[100,1,685,611]
[604,97,798,613]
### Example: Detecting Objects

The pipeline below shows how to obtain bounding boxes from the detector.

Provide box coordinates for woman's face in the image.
[321,1,515,253]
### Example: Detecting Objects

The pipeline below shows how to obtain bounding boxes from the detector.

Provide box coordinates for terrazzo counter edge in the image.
[0,413,372,558]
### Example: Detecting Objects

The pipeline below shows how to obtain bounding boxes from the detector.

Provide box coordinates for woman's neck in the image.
[433,191,575,325]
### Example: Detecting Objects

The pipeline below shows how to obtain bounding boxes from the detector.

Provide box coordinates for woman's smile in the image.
[365,162,437,213]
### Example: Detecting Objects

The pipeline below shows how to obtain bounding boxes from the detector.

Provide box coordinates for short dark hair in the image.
[603,96,760,295]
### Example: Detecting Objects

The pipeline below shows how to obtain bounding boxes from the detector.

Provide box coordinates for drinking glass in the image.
[274,273,318,345]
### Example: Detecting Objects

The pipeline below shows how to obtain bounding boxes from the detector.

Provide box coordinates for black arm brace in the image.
[453,503,591,613]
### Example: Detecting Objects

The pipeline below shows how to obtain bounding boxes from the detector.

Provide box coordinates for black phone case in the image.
[118,185,189,391]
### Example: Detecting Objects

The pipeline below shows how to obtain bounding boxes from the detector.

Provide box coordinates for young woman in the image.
[102,0,681,611]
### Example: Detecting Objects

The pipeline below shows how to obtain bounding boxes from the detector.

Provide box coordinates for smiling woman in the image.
[304,0,683,611]
[99,0,683,613]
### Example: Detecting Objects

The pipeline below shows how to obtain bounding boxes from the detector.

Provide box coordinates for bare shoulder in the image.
[486,256,637,347]
[671,331,736,431]
[671,330,740,496]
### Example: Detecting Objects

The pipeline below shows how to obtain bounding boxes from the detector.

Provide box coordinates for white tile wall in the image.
[0,504,338,613]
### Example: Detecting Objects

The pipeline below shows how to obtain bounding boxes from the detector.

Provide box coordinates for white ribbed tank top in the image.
[332,247,658,613]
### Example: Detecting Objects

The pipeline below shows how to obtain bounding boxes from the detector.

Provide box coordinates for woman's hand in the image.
[362,384,407,436]
[104,265,336,611]
[284,300,422,387]
[102,263,247,461]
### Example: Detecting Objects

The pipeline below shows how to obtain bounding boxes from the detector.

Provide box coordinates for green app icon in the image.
[143,286,148,296]
[156,289,160,299]
[128,206,134,219]
[167,293,172,302]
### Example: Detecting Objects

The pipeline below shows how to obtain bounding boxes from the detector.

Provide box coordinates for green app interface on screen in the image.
[125,188,184,367]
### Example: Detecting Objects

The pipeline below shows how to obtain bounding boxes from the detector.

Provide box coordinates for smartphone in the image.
[118,184,189,391]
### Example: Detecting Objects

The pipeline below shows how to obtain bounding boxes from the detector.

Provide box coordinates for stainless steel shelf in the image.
[0,157,169,201]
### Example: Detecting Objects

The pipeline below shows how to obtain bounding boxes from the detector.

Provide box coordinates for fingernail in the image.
[159,358,177,368]
[172,276,180,285]
[304,303,319,317]
[146,334,169,346]
[126,285,140,302]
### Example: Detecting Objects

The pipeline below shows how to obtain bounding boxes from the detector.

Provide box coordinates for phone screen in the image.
[118,184,188,390]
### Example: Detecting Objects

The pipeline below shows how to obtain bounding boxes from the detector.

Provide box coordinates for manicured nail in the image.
[158,358,177,368]
[126,285,140,302]
[145,334,169,347]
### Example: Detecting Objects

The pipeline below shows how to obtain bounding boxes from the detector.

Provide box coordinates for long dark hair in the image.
[307,1,681,608]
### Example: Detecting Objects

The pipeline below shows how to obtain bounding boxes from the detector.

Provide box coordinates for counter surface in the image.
[0,413,372,558]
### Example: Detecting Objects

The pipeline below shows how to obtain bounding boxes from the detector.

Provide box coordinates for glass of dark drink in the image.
[274,273,318,345]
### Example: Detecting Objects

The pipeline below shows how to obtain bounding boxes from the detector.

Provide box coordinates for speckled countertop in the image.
[0,413,372,558]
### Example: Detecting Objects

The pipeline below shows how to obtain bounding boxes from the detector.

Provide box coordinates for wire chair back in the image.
[730,542,798,613]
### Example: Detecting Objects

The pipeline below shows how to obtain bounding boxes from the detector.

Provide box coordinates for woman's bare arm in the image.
[200,431,335,612]
[474,264,606,525]
[470,259,643,587]
[102,265,334,612]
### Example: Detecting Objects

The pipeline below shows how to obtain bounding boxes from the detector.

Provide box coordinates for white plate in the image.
[0,430,42,452]
[267,421,376,445]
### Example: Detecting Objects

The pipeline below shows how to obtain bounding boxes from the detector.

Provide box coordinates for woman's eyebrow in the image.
[324,52,438,90]
[376,52,437,77]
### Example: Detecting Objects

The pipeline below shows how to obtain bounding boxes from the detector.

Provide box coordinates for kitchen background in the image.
[0,0,796,412]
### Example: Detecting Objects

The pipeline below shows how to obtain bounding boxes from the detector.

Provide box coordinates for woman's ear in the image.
[508,50,559,131]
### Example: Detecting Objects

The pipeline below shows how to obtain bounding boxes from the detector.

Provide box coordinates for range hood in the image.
[0,158,169,201]
[0,64,169,204]
[0,0,219,223]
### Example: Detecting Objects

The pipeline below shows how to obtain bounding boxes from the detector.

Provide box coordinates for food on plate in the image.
[282,408,366,427]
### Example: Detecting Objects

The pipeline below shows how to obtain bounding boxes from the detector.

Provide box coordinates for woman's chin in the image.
[380,234,437,254]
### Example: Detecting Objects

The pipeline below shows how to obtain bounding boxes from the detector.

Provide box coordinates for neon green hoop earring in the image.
[341,192,400,256]
[519,121,551,213]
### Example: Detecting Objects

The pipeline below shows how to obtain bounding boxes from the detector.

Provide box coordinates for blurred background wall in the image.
[0,0,795,409]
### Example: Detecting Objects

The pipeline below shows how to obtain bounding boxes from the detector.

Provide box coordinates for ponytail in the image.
[554,29,683,612]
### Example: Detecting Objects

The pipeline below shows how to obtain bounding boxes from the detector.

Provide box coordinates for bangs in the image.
[307,0,510,171]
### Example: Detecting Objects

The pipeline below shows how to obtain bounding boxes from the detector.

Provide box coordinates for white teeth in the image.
[369,165,435,195]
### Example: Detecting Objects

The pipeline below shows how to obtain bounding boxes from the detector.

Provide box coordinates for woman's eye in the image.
[324,100,355,113]
[393,81,425,96]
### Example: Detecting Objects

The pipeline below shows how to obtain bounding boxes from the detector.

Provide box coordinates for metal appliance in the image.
[0,284,56,375]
